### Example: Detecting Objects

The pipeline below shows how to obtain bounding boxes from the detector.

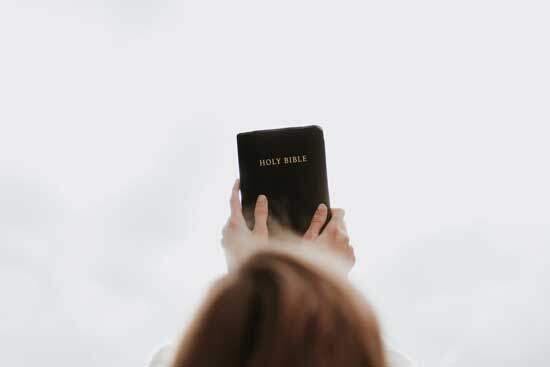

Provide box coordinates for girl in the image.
[149,179,412,367]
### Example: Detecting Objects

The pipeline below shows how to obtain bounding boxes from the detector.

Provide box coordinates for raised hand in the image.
[303,203,356,273]
[221,179,269,271]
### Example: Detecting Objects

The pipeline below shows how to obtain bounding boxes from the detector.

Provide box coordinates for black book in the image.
[236,125,331,236]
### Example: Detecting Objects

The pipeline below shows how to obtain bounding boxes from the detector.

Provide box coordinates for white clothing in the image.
[147,342,414,367]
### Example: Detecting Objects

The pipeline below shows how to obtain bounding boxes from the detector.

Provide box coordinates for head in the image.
[171,247,387,367]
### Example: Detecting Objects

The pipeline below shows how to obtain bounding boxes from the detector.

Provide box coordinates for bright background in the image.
[1,1,549,366]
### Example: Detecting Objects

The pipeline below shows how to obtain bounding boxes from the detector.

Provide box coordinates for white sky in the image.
[1,1,549,366]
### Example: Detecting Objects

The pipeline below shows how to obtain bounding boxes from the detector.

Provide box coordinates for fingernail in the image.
[258,194,267,204]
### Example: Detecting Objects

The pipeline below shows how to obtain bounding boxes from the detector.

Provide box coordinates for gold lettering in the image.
[259,155,308,167]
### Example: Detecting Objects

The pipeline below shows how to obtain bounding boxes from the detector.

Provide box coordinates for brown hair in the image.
[171,249,387,367]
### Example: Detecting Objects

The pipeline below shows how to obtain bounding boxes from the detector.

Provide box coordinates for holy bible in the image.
[236,125,331,236]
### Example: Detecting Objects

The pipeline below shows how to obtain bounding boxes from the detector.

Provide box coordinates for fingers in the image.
[329,208,345,223]
[312,207,355,273]
[303,203,328,241]
[321,207,350,243]
[252,194,268,237]
[324,207,345,230]
[335,241,356,273]
[346,245,356,267]
[229,178,245,226]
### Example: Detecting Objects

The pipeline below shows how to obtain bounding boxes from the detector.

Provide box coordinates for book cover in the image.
[236,125,331,236]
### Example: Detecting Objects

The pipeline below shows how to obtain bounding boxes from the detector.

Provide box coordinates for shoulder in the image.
[147,344,176,367]
[385,344,415,367]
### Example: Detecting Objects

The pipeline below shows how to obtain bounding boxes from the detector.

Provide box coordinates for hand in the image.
[221,178,269,271]
[303,203,356,273]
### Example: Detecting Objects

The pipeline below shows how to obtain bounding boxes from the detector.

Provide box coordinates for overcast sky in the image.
[1,1,549,366]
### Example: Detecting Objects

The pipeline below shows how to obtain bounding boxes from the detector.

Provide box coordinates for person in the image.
[148,179,413,367]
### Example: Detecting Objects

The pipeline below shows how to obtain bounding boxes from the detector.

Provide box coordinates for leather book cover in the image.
[236,125,331,236]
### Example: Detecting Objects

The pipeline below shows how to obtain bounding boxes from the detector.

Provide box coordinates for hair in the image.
[171,248,387,367]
